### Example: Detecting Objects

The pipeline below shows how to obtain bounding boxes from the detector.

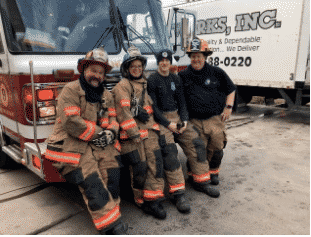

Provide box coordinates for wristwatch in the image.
[226,104,233,109]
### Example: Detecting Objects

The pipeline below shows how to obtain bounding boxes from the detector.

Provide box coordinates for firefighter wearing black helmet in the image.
[112,46,168,220]
[178,38,236,190]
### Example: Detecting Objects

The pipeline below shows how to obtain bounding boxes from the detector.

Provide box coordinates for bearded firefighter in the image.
[44,47,128,235]
[178,38,236,189]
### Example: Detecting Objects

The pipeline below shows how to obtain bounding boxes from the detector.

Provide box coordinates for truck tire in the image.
[302,97,310,106]
[236,88,253,105]
[240,93,253,104]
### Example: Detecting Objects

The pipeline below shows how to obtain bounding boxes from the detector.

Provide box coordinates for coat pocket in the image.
[62,137,88,154]
[45,139,81,168]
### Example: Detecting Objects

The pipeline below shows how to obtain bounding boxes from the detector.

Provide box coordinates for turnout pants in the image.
[158,111,186,194]
[120,129,164,206]
[165,111,210,184]
[190,115,227,176]
[58,144,122,233]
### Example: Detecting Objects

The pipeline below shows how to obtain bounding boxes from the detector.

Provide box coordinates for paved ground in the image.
[0,104,309,235]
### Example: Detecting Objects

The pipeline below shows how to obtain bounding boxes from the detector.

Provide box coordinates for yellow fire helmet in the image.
[78,46,113,74]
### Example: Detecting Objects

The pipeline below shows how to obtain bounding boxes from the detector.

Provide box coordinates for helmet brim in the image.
[186,50,213,57]
[78,59,113,74]
[121,56,147,72]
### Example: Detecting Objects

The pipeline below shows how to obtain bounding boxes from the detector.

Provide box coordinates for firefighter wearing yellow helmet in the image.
[179,38,236,192]
[45,47,128,235]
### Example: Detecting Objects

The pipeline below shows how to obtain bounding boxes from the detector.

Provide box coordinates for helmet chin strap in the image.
[128,73,143,80]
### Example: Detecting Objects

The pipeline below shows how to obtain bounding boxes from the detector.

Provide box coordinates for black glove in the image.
[135,106,150,123]
[177,122,185,130]
[92,130,115,148]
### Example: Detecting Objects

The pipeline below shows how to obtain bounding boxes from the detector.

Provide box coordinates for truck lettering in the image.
[195,9,281,36]
[235,12,260,31]
[197,20,206,35]
[197,17,228,35]
[237,45,260,51]
[209,56,252,67]
[227,46,236,51]
[258,10,280,29]
[235,10,281,31]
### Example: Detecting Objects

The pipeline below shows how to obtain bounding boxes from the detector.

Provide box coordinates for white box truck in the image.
[164,0,310,108]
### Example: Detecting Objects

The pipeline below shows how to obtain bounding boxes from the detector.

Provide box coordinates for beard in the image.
[86,76,102,88]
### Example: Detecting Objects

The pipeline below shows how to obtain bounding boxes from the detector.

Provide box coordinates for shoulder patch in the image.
[171,82,176,91]
[204,78,211,85]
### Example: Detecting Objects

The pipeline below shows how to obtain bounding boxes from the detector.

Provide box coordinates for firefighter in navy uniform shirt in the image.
[148,50,220,201]
[179,38,236,187]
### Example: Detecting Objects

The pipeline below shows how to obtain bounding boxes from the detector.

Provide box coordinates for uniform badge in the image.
[204,78,211,85]
[162,51,168,58]
[171,82,176,91]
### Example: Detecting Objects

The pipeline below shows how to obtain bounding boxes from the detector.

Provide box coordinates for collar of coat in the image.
[73,80,110,104]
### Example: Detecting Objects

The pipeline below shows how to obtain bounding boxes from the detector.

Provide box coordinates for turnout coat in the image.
[45,80,121,168]
[112,77,160,141]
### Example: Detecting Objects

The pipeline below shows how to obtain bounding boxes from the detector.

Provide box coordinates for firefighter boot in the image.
[103,220,129,235]
[189,177,220,198]
[192,181,220,198]
[172,193,191,214]
[142,200,167,219]
[210,174,219,185]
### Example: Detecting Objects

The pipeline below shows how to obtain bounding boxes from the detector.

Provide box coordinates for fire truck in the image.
[0,0,192,181]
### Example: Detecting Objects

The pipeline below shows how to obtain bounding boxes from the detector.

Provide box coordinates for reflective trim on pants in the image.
[188,171,210,183]
[93,205,121,230]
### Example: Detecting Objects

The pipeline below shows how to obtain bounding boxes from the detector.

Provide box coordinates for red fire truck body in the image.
[0,0,177,182]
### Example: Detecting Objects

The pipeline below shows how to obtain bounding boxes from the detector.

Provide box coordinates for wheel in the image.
[265,97,275,106]
[302,97,310,106]
[236,88,253,105]
[240,93,253,104]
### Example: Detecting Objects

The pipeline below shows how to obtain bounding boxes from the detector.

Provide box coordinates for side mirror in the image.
[181,17,189,50]
[145,15,152,35]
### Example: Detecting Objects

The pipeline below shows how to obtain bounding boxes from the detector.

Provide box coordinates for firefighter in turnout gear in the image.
[148,50,219,206]
[112,46,167,220]
[44,47,128,235]
[179,38,236,188]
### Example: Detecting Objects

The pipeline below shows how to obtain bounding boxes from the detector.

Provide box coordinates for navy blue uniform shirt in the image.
[147,71,189,127]
[178,62,236,120]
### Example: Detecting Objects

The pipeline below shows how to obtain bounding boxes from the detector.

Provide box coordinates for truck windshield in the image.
[0,0,171,54]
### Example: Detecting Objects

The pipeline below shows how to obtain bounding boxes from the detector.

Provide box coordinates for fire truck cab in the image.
[0,0,177,182]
